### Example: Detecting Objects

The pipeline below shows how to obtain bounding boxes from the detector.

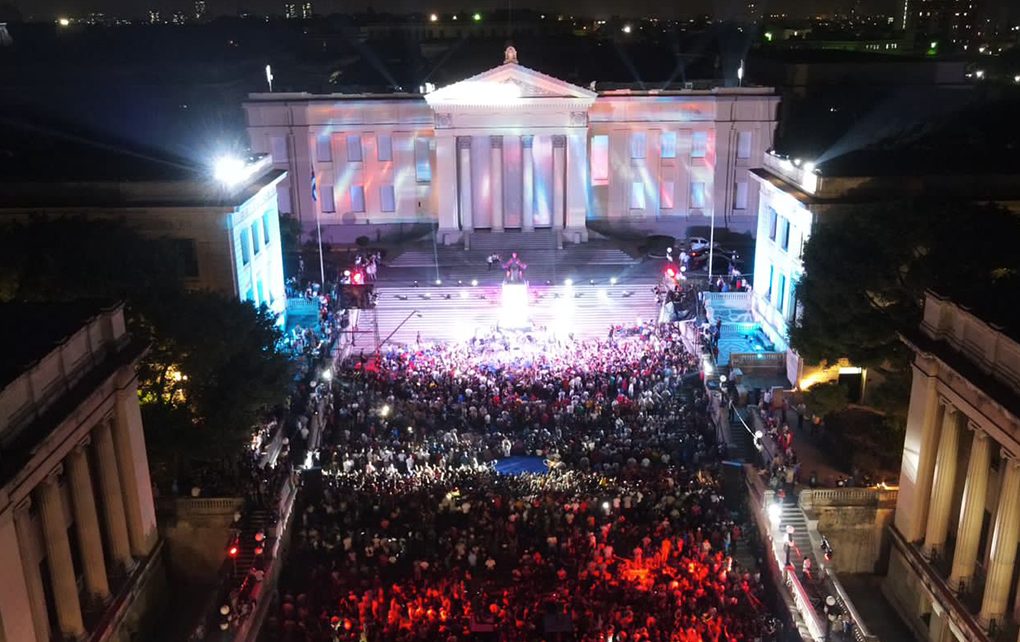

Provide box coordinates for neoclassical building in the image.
[244,47,779,244]
[886,292,1020,641]
[0,301,161,642]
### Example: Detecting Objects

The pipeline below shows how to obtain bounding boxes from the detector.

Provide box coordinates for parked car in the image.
[687,236,720,252]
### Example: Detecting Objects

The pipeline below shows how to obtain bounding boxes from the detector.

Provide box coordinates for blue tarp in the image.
[493,456,548,475]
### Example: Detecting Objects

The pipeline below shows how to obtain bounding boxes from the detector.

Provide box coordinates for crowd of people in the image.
[266,323,779,642]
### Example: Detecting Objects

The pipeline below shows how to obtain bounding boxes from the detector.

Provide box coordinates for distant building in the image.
[194,0,207,21]
[0,154,288,318]
[244,47,779,245]
[911,0,980,47]
[748,150,1020,390]
[886,291,1020,641]
[300,1,313,19]
[0,301,162,642]
[171,10,186,25]
[283,3,297,19]
[148,9,160,24]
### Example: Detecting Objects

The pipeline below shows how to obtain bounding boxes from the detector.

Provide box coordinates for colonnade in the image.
[904,395,1020,630]
[11,384,156,642]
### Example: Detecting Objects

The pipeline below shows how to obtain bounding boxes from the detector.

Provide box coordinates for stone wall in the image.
[800,488,898,574]
[158,498,245,584]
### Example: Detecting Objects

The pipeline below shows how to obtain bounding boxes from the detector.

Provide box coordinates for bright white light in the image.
[429,12,438,21]
[564,278,573,286]
[501,283,530,329]
[793,158,802,167]
[304,450,315,470]
[719,374,727,384]
[433,80,521,103]
[470,279,478,286]
[767,502,782,523]
[380,404,390,417]
[213,156,248,186]
[975,69,985,79]
[435,279,442,285]
[609,277,618,285]
[622,24,632,33]
[737,63,744,80]
[598,289,609,302]
[803,161,816,173]
[321,369,332,381]
[58,17,70,26]
[1015,75,1020,83]
[459,290,468,299]
[602,501,611,512]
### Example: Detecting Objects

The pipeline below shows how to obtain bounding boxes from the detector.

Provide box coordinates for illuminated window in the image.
[257,278,265,306]
[320,186,335,213]
[377,134,393,162]
[768,207,778,240]
[660,181,675,209]
[691,131,708,158]
[251,222,261,254]
[777,274,787,313]
[590,135,609,183]
[734,181,748,209]
[346,135,363,162]
[262,212,271,245]
[630,182,645,210]
[414,138,431,182]
[661,131,677,159]
[780,218,791,251]
[270,136,288,162]
[316,136,332,162]
[380,185,396,212]
[350,185,365,212]
[690,181,706,209]
[737,131,752,159]
[630,132,646,159]
[240,228,251,265]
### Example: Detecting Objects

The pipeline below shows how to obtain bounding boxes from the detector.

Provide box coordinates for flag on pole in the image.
[310,166,318,202]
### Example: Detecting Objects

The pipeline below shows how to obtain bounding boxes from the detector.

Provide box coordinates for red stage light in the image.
[228,545,239,557]
[352,271,365,285]
[665,266,677,279]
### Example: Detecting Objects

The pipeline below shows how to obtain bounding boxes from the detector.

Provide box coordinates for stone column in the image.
[949,426,991,591]
[979,456,1020,627]
[903,376,944,542]
[521,135,534,232]
[435,136,459,242]
[490,136,504,232]
[924,403,959,558]
[457,136,473,232]
[14,501,50,642]
[95,420,134,572]
[564,131,589,242]
[37,473,86,640]
[114,383,158,557]
[66,442,111,602]
[552,135,566,231]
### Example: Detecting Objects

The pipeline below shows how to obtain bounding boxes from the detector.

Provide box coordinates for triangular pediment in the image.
[425,61,597,106]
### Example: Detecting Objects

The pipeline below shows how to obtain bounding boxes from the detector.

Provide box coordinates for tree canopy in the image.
[0,216,290,473]
[790,198,1020,419]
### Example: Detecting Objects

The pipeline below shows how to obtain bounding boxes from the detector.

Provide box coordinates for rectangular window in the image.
[777,274,787,313]
[320,186,335,213]
[768,208,778,241]
[245,287,255,303]
[315,136,332,162]
[346,135,363,162]
[660,181,675,210]
[414,138,432,182]
[690,181,706,209]
[766,265,774,302]
[350,185,366,212]
[173,239,199,278]
[630,182,645,210]
[737,131,752,159]
[257,278,265,306]
[377,134,393,162]
[590,135,609,183]
[781,218,791,252]
[251,222,261,255]
[660,131,677,159]
[691,131,708,158]
[630,132,646,159]
[261,212,271,246]
[240,228,251,265]
[270,136,287,162]
[734,181,748,210]
[380,185,396,212]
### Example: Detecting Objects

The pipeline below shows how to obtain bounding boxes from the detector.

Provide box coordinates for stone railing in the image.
[798,487,899,510]
[826,570,880,642]
[730,351,786,371]
[164,497,245,517]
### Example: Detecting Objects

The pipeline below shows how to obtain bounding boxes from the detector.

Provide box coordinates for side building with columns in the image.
[885,291,1020,642]
[0,301,163,642]
[243,47,779,245]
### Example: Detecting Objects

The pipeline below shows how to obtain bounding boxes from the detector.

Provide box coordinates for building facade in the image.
[0,302,161,642]
[885,292,1020,642]
[0,157,288,318]
[243,47,779,244]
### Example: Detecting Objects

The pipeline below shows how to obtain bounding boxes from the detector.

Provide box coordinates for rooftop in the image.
[0,300,116,391]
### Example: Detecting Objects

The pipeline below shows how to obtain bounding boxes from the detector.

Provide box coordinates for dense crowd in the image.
[267,324,774,642]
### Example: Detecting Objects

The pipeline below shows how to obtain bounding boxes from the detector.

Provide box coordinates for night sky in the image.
[19,0,923,20]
